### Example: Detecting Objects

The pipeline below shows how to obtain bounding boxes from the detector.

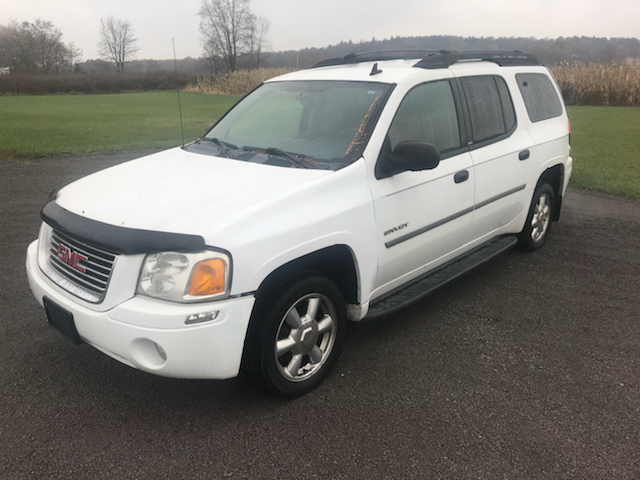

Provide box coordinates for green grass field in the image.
[0,92,241,157]
[566,106,640,199]
[0,93,638,199]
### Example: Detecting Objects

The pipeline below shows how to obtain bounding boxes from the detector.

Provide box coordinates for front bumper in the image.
[26,240,255,379]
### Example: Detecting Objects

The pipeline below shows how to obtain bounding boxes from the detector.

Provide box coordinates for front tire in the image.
[247,275,347,398]
[518,183,555,251]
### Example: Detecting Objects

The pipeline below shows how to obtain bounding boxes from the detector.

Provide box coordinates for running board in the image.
[365,235,518,321]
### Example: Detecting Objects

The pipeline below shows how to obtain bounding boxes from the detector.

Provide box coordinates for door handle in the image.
[454,170,469,184]
[519,149,530,161]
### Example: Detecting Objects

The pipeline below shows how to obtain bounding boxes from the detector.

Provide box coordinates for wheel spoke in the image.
[285,308,302,328]
[306,297,320,320]
[539,196,547,209]
[276,337,296,356]
[309,346,323,364]
[285,353,303,377]
[317,315,334,334]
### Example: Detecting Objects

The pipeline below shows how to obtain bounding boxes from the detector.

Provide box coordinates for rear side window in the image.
[461,76,516,144]
[516,73,563,122]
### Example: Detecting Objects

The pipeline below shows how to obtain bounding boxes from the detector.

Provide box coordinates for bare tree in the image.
[199,0,256,72]
[246,16,269,69]
[67,42,83,71]
[0,19,76,73]
[98,17,139,74]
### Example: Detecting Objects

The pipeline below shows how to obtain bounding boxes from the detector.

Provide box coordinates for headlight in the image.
[137,250,231,303]
[37,222,54,271]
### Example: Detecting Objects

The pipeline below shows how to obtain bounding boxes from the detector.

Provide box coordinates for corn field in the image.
[185,68,295,96]
[188,64,640,107]
[551,62,640,106]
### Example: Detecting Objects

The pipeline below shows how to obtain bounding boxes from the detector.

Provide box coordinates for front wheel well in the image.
[254,245,359,306]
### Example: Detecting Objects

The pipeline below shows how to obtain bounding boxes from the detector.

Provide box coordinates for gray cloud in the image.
[2,0,638,60]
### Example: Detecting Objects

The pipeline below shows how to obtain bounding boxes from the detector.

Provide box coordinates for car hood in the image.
[55,147,332,238]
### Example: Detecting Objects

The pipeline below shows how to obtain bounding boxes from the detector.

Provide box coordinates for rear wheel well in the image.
[537,164,564,221]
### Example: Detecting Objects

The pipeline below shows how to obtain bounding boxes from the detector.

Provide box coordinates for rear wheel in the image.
[518,183,555,251]
[246,275,346,398]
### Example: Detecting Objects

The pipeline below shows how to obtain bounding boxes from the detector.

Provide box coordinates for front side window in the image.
[387,80,461,156]
[186,80,392,170]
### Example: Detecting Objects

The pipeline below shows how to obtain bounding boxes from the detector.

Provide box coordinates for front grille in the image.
[48,229,117,302]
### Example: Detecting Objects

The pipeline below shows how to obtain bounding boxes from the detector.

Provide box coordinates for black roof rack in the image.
[311,50,443,68]
[311,50,540,70]
[414,51,540,69]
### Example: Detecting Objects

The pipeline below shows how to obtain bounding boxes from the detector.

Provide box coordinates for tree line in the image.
[0,16,140,75]
[265,35,640,70]
[0,0,269,75]
[0,20,80,74]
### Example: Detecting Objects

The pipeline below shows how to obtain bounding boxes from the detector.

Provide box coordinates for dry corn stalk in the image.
[185,68,296,96]
[551,62,640,106]
[188,64,640,107]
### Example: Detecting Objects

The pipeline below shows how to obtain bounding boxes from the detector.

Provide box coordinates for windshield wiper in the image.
[200,137,238,157]
[263,147,311,169]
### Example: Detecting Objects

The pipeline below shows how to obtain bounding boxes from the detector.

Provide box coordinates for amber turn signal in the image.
[188,258,226,296]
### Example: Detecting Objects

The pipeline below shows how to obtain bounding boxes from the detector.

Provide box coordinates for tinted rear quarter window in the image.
[516,73,563,122]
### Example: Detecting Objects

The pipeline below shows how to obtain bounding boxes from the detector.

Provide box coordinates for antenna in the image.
[172,38,185,147]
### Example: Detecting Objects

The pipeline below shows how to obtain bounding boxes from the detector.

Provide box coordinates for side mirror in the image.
[205,123,215,134]
[389,141,440,170]
[376,141,440,179]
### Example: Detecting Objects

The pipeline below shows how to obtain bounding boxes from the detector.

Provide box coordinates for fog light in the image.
[185,310,219,325]
[131,338,167,369]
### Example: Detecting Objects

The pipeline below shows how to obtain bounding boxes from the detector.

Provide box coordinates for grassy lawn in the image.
[567,106,640,199]
[0,92,241,157]
[0,94,638,199]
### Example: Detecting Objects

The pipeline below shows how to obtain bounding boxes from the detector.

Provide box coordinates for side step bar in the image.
[365,235,518,321]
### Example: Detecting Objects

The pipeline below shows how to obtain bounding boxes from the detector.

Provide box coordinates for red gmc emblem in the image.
[56,243,88,273]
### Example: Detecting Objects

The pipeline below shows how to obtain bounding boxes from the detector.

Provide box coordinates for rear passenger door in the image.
[457,75,534,241]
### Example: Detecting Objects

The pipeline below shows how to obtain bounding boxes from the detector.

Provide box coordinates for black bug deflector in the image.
[41,201,206,255]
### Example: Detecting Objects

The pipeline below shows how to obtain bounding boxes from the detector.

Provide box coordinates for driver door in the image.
[370,79,475,299]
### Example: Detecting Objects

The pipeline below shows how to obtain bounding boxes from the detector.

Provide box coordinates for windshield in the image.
[185,80,392,170]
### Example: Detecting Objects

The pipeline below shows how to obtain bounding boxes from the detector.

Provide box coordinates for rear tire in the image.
[518,183,555,251]
[246,275,347,398]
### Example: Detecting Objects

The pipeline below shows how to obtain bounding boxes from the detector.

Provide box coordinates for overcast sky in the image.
[2,0,639,61]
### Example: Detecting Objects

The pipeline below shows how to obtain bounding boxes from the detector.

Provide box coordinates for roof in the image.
[266,50,542,85]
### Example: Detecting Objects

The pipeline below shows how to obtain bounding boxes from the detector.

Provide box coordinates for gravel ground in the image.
[1,152,639,479]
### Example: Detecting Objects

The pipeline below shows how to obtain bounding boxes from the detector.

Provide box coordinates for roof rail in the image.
[311,50,444,68]
[413,51,540,69]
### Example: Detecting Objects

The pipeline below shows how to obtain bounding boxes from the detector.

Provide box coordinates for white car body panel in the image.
[56,148,331,237]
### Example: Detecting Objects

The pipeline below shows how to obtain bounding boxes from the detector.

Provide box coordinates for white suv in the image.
[26,51,572,397]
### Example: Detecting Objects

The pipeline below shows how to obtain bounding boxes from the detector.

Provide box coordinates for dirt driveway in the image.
[1,152,639,479]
